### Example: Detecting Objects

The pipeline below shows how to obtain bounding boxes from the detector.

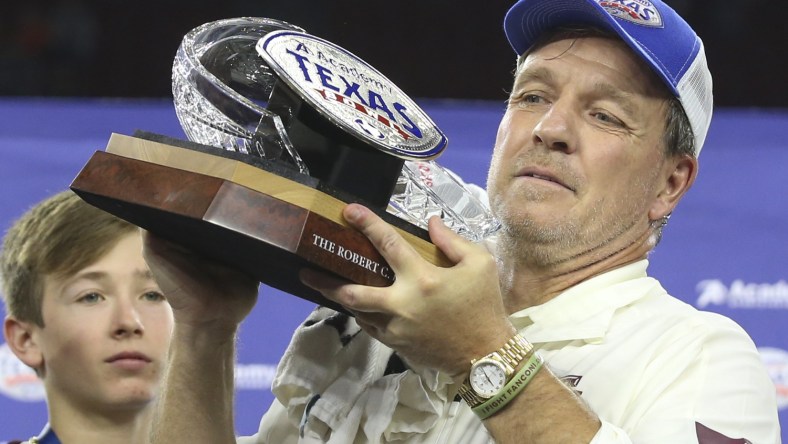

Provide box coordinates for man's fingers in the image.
[298,268,347,294]
[353,313,393,340]
[343,204,420,273]
[427,216,479,265]
[300,268,391,314]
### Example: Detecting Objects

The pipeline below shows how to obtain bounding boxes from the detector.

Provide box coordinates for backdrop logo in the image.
[597,0,663,27]
[234,363,277,390]
[696,279,788,309]
[0,342,45,402]
[758,347,788,410]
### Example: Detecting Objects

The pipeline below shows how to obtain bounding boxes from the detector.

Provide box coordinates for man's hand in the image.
[301,203,516,379]
[142,232,259,337]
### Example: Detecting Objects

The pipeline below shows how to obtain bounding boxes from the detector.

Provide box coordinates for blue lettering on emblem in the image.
[286,48,313,83]
[368,91,396,122]
[339,77,368,106]
[315,64,340,93]
[394,103,423,139]
[639,7,656,22]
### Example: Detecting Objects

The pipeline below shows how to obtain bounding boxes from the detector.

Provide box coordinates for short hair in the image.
[514,26,696,158]
[0,191,137,326]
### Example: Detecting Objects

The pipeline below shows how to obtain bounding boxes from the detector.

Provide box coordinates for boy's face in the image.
[28,231,174,412]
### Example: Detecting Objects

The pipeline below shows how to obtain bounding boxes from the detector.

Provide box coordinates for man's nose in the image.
[532,101,576,154]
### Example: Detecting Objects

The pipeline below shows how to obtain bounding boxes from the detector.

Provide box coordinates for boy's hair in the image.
[0,191,137,326]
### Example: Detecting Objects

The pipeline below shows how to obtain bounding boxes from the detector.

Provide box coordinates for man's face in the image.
[487,35,673,264]
[31,232,173,412]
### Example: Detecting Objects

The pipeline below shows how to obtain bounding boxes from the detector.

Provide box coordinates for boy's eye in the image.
[143,291,166,302]
[510,93,545,106]
[78,292,103,304]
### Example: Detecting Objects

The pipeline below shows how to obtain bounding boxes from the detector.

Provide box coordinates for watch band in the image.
[458,333,534,407]
[472,352,544,420]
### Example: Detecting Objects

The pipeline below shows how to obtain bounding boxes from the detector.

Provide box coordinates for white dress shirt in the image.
[239,260,780,443]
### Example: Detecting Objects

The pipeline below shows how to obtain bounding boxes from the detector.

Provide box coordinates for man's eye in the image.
[594,112,623,126]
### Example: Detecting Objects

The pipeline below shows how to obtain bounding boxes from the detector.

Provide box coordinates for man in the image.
[144,0,780,442]
[1,191,174,443]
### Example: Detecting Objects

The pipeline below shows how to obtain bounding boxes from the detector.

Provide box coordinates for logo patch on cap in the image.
[596,0,663,27]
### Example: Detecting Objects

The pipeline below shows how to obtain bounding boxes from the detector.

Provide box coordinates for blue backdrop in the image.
[0,98,785,440]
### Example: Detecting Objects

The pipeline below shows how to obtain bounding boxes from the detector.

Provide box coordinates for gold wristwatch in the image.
[458,333,533,407]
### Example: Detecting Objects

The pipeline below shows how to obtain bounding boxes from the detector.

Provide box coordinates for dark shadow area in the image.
[1,0,785,106]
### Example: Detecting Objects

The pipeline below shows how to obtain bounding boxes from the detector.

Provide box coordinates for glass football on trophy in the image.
[172,17,498,240]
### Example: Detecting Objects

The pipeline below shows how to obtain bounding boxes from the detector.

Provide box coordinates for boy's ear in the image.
[4,316,44,371]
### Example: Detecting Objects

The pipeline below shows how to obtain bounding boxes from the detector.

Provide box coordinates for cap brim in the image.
[504,0,680,96]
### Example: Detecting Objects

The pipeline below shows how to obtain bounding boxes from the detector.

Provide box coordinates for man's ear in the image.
[4,316,44,371]
[649,154,698,221]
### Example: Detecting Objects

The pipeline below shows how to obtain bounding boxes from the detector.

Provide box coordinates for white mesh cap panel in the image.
[676,40,714,156]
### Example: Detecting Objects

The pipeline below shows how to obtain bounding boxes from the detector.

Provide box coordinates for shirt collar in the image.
[508,260,661,344]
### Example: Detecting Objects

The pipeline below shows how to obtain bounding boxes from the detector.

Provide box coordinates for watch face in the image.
[470,361,507,398]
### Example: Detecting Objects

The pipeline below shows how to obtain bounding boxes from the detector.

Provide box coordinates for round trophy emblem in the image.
[257,31,447,160]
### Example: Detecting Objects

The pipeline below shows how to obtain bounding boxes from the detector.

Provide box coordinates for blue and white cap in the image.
[504,0,713,155]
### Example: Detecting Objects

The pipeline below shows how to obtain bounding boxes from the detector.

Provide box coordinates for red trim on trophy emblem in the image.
[314,87,413,141]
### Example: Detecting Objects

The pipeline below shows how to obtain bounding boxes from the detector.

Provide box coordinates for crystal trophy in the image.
[71,17,499,310]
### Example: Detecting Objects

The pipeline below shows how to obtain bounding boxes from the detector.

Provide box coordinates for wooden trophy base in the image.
[70,133,448,312]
